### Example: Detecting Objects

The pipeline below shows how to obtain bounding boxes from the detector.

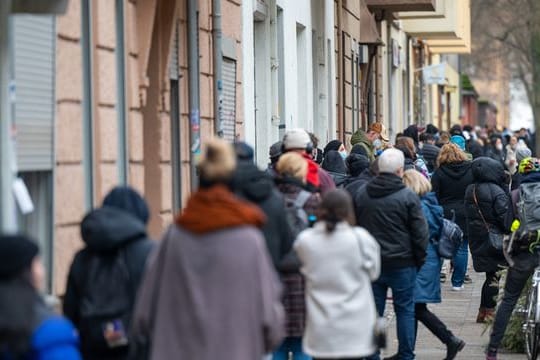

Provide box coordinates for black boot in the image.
[445,336,466,360]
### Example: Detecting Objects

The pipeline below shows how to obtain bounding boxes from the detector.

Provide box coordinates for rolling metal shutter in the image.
[13,15,55,171]
[222,58,237,141]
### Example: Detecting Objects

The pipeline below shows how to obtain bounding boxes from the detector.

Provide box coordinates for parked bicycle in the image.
[523,249,540,360]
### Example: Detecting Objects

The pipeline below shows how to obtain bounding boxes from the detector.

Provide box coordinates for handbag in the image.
[437,210,463,259]
[354,230,386,349]
[472,185,505,251]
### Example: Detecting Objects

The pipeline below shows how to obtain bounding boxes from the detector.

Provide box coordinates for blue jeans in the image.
[368,267,417,360]
[451,237,468,287]
[273,337,311,360]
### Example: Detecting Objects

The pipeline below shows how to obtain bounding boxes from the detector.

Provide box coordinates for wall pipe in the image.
[212,0,223,137]
[188,0,200,190]
[337,0,343,141]
[115,0,128,184]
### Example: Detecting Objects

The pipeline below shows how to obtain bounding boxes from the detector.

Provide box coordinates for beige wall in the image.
[53,0,243,296]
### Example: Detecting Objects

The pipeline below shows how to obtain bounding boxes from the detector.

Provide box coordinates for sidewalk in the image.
[380,269,526,359]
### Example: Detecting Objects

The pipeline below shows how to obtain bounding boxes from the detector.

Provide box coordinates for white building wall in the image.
[244,0,334,167]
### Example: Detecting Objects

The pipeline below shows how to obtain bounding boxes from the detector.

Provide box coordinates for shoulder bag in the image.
[472,185,504,251]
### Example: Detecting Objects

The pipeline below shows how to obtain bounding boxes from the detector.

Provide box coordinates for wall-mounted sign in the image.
[422,63,446,85]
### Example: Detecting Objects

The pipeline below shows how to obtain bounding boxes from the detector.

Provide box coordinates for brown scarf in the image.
[175,185,266,234]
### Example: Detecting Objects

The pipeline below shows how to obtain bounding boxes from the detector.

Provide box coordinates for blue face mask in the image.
[339,150,348,160]
[373,139,382,149]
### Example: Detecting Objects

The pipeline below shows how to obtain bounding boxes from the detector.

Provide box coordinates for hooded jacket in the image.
[350,130,375,162]
[232,161,293,269]
[464,157,508,273]
[132,185,284,360]
[63,207,154,359]
[355,173,429,270]
[431,161,474,233]
[321,150,349,187]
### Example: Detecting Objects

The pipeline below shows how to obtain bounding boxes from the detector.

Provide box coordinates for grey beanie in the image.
[516,146,532,163]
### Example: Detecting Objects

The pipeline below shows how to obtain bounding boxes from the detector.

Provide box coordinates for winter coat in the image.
[132,185,284,360]
[431,161,474,235]
[464,157,509,273]
[467,140,485,159]
[1,298,81,360]
[485,146,505,167]
[414,193,444,304]
[344,169,374,198]
[321,150,349,187]
[294,222,380,358]
[350,129,375,162]
[354,173,429,270]
[419,143,440,174]
[63,207,154,360]
[232,161,293,269]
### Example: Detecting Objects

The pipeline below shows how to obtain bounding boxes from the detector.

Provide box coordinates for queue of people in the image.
[0,122,538,360]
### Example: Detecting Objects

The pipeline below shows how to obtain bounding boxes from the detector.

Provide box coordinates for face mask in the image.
[339,150,348,160]
[496,144,503,151]
[373,139,382,149]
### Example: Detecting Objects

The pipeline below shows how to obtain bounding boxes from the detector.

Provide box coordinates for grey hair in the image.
[378,148,405,174]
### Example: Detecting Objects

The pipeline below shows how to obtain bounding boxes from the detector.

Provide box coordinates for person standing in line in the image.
[294,189,380,360]
[355,149,429,360]
[267,141,284,178]
[431,143,474,290]
[350,123,388,162]
[0,235,81,359]
[402,170,466,360]
[321,150,349,187]
[485,158,540,360]
[510,146,532,190]
[132,139,284,360]
[273,152,321,360]
[418,133,440,175]
[464,157,509,323]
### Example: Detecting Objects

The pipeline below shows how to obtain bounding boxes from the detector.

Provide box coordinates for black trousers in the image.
[415,303,453,344]
[481,271,501,309]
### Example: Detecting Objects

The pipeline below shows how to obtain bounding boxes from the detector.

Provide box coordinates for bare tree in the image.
[463,0,540,154]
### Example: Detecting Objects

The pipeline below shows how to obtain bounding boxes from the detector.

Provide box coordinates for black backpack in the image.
[78,249,134,354]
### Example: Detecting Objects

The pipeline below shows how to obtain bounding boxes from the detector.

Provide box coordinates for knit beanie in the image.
[450,135,466,151]
[516,146,533,164]
[0,234,39,279]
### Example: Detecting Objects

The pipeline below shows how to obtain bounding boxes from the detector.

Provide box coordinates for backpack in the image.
[284,190,312,239]
[517,182,540,233]
[78,250,134,354]
[437,218,463,259]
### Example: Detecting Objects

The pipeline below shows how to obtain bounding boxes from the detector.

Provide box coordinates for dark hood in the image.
[81,207,147,252]
[471,157,506,185]
[366,173,406,198]
[521,172,540,184]
[103,186,150,224]
[440,161,472,180]
[232,161,274,202]
[322,150,347,174]
[346,153,370,177]
[323,140,343,156]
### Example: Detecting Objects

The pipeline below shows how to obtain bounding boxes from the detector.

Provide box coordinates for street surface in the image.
[382,268,525,359]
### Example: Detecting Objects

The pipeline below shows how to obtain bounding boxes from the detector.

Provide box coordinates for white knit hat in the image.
[282,128,311,150]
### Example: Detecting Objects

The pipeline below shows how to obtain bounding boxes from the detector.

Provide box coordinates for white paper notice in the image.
[13,178,34,215]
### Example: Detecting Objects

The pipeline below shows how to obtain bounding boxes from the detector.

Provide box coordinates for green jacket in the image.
[351,129,375,162]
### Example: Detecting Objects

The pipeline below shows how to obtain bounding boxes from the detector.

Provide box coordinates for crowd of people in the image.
[0,122,538,360]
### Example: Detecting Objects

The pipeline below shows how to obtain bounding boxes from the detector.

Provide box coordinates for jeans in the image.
[367,267,417,360]
[481,271,501,309]
[489,260,537,350]
[273,337,311,360]
[451,237,468,287]
[415,303,453,345]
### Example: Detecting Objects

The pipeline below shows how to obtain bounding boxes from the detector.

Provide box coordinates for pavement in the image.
[380,265,526,360]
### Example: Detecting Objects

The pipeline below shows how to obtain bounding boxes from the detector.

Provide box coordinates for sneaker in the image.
[464,274,473,284]
[451,285,464,291]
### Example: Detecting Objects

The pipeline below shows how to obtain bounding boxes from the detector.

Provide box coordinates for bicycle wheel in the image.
[525,284,540,360]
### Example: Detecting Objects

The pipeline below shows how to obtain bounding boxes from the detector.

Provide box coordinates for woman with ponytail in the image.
[294,189,380,360]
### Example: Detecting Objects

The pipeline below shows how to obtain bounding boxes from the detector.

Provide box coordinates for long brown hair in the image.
[437,143,468,167]
[319,189,356,232]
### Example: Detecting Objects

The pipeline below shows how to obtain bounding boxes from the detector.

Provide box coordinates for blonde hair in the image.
[437,143,468,167]
[403,169,432,196]
[276,152,308,182]
[197,138,236,183]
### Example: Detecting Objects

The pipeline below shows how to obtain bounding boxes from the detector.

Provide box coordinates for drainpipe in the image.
[212,0,223,137]
[337,0,343,141]
[0,0,16,232]
[188,0,200,190]
[387,19,393,137]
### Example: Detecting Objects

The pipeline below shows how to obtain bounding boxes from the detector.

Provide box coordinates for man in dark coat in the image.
[64,187,154,360]
[355,149,429,360]
[464,157,509,324]
[232,142,293,269]
[418,133,440,174]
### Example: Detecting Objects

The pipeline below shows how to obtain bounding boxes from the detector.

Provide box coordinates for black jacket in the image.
[431,161,474,234]
[355,173,429,270]
[63,207,154,359]
[467,140,485,159]
[321,150,349,187]
[464,157,508,273]
[345,169,374,198]
[419,143,440,173]
[233,161,293,269]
